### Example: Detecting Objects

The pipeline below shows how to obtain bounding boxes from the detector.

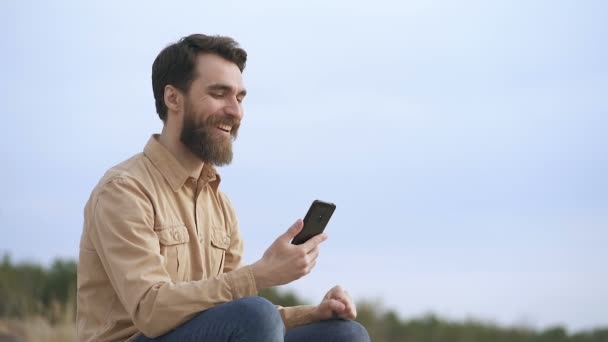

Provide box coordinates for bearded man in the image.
[76,34,370,342]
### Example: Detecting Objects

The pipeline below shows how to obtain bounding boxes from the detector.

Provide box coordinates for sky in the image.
[1,0,607,333]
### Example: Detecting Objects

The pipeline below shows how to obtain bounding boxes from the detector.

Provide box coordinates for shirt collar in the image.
[143,134,220,192]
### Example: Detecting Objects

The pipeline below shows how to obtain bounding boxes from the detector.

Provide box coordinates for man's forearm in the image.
[277,305,318,329]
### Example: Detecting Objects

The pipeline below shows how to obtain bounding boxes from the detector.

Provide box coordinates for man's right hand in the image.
[251,219,327,289]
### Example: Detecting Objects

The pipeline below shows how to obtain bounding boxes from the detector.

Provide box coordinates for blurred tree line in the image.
[1,254,607,342]
[0,254,76,324]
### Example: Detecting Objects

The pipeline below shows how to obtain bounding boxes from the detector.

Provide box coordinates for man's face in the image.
[180,53,246,166]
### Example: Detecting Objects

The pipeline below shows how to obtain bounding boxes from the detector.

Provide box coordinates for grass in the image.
[0,317,76,342]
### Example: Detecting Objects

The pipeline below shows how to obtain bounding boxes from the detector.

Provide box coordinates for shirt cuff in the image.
[226,265,258,299]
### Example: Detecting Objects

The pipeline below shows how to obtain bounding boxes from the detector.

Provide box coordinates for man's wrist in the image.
[309,305,322,321]
[250,260,272,289]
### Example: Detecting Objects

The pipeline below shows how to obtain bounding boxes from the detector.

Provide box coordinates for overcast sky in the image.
[1,0,607,333]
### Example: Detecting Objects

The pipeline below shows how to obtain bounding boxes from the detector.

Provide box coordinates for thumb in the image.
[279,219,304,242]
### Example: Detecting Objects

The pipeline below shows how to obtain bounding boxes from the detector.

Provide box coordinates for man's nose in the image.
[224,98,243,121]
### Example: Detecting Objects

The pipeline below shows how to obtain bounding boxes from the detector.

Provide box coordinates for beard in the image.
[180,103,241,166]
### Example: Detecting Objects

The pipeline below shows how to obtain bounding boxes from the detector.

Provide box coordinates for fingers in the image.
[331,288,349,302]
[333,294,351,311]
[324,285,344,299]
[327,299,346,314]
[279,219,304,242]
[326,286,357,320]
[339,308,357,320]
[346,307,356,320]
[336,296,356,320]
[301,233,328,252]
[327,298,356,320]
[317,299,346,321]
[307,245,320,257]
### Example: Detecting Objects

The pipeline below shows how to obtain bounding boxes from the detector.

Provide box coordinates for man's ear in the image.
[164,85,183,114]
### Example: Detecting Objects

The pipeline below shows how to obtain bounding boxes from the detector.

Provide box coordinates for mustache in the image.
[196,114,241,137]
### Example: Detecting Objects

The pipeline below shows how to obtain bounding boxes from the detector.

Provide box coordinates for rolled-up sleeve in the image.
[87,177,257,338]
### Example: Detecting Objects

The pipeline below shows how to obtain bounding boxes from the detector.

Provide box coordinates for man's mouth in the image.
[217,124,232,134]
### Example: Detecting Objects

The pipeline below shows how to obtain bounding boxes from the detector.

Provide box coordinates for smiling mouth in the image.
[217,124,232,134]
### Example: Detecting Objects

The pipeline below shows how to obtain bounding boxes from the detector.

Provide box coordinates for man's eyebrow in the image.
[207,83,247,97]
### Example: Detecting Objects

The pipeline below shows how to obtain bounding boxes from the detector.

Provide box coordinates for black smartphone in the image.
[291,200,336,245]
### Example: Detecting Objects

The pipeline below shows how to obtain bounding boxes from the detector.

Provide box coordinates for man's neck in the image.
[158,127,205,179]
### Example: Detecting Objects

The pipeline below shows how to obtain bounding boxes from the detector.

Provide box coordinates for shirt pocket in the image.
[155,225,191,282]
[209,227,230,276]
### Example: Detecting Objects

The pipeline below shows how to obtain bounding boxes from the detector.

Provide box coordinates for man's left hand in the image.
[312,285,357,321]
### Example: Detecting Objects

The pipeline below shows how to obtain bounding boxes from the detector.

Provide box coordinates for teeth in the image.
[218,125,231,132]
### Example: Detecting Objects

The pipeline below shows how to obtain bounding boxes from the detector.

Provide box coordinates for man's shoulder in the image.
[82,152,155,224]
[93,152,152,194]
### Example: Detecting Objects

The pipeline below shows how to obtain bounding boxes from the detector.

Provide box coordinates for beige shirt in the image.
[77,135,315,342]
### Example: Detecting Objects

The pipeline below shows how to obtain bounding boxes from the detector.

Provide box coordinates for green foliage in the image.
[353,299,608,342]
[0,254,76,323]
[258,287,307,307]
[1,254,607,342]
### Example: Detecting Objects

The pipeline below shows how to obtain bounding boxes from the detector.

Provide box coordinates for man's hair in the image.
[152,34,247,121]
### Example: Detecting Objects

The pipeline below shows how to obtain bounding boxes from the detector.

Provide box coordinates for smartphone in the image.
[291,200,336,245]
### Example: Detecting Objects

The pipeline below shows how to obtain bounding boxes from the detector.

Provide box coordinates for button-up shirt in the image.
[77,135,315,342]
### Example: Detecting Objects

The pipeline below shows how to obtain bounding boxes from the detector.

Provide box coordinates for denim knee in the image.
[334,320,371,342]
[232,296,284,336]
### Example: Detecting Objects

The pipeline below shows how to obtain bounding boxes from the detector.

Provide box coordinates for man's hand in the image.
[312,285,357,321]
[251,219,327,289]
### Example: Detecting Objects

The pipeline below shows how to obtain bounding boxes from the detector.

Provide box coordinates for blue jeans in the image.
[134,296,370,342]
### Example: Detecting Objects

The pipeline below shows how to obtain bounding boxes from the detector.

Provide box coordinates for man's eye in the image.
[211,93,224,98]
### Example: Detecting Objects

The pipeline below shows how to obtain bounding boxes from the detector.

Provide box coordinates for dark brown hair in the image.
[152,34,247,121]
